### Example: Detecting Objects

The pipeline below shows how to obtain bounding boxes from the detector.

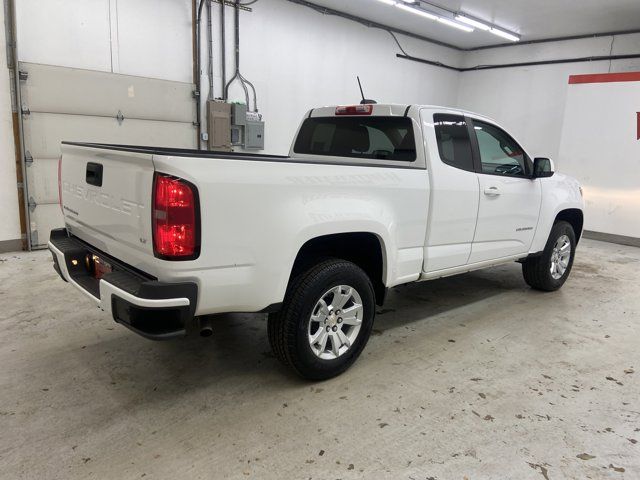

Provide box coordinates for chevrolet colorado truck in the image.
[49,103,584,379]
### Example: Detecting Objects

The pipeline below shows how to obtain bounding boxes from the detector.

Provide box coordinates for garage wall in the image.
[557,74,640,239]
[15,0,193,83]
[18,62,198,248]
[4,0,637,247]
[457,33,640,161]
[14,0,462,155]
[456,34,640,240]
[0,3,21,247]
[213,0,462,153]
[1,0,461,250]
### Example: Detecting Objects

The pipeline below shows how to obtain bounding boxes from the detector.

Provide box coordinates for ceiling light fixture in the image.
[454,14,491,31]
[489,27,520,42]
[395,3,438,20]
[436,17,474,32]
[374,0,520,39]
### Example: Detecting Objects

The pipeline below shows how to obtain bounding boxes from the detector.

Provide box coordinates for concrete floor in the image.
[1,239,638,479]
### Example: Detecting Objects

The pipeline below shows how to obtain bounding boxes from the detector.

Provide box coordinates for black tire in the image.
[268,259,376,380]
[522,221,576,291]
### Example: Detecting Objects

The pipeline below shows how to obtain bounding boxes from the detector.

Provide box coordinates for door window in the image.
[473,120,530,177]
[433,114,474,172]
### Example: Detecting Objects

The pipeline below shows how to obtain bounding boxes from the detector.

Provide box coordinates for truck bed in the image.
[58,140,429,316]
[62,141,290,161]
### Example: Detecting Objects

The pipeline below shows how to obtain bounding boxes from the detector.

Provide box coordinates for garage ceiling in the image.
[300,0,640,49]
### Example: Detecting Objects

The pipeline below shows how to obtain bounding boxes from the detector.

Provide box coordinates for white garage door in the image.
[19,62,197,248]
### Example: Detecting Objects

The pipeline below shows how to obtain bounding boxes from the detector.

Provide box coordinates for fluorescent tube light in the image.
[395,3,438,20]
[490,27,520,41]
[455,14,491,31]
[437,17,474,32]
[374,0,396,5]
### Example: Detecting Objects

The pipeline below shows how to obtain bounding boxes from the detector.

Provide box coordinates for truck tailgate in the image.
[60,144,156,267]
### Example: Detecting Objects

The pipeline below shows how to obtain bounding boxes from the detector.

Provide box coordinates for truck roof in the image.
[308,103,497,124]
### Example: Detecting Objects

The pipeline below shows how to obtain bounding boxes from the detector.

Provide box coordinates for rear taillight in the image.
[152,174,199,260]
[335,105,373,116]
[58,156,63,212]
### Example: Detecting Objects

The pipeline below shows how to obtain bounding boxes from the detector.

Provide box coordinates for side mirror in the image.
[533,157,555,178]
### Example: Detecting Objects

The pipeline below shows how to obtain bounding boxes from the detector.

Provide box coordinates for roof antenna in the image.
[357,76,377,105]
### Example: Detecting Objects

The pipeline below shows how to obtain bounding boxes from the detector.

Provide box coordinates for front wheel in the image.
[268,259,375,380]
[522,221,576,291]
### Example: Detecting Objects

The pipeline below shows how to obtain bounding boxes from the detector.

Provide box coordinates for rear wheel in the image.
[268,259,375,380]
[522,221,576,291]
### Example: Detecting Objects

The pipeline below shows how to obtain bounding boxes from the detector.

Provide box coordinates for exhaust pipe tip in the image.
[199,317,213,337]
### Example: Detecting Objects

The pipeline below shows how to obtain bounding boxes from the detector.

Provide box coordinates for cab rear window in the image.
[293,117,416,161]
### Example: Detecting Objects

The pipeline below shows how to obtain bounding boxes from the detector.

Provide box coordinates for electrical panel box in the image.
[245,120,265,149]
[231,103,247,126]
[208,101,265,150]
[207,101,232,151]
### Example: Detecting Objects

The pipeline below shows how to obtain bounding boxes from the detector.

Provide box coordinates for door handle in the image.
[484,186,501,196]
[86,162,103,187]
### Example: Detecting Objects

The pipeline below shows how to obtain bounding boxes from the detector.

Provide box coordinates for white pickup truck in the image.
[49,103,584,379]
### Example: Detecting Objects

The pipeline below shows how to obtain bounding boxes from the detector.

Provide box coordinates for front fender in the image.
[530,173,584,253]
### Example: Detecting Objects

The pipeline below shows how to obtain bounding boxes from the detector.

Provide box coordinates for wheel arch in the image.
[289,232,388,306]
[554,208,584,243]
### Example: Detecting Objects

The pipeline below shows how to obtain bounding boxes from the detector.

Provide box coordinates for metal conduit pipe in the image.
[236,0,258,112]
[397,52,640,72]
[224,0,250,107]
[194,0,207,149]
[221,0,227,99]
[224,0,258,112]
[206,0,214,100]
[7,0,30,249]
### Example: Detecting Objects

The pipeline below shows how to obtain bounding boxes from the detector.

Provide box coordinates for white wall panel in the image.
[14,0,461,156]
[116,0,193,83]
[458,62,603,160]
[209,0,462,154]
[457,33,640,161]
[16,0,192,82]
[558,75,640,238]
[21,63,195,122]
[24,113,196,158]
[457,34,640,239]
[18,62,197,248]
[16,0,112,72]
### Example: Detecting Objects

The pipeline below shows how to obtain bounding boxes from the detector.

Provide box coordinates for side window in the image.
[473,120,529,177]
[433,114,474,172]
